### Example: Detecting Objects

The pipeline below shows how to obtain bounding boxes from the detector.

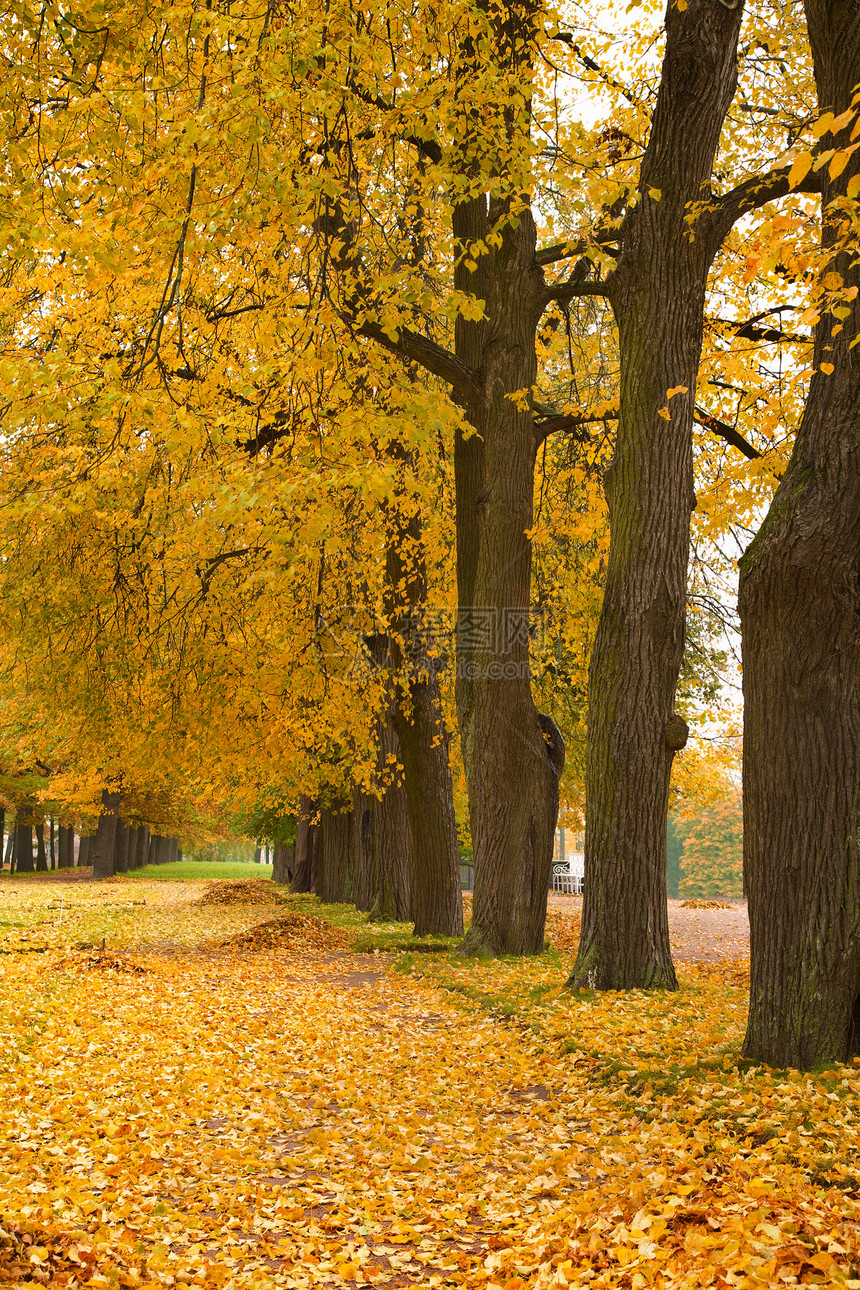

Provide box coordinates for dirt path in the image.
[547,894,750,963]
[5,882,860,1290]
[0,902,612,1289]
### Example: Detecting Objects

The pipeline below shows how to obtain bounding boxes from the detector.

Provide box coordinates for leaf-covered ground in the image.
[1,879,859,1289]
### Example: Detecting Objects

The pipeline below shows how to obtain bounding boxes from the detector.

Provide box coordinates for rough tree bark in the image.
[91,790,121,880]
[453,190,566,955]
[739,0,860,1068]
[290,796,319,893]
[316,802,352,903]
[368,712,414,922]
[15,807,34,874]
[378,456,463,937]
[35,820,48,873]
[570,0,744,989]
[272,843,295,884]
[78,834,91,867]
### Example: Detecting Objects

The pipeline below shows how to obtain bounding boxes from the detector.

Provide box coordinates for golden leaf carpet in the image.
[0,879,859,1289]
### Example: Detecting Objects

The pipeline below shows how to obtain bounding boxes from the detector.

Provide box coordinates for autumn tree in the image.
[739,0,860,1069]
[567,0,819,989]
[677,792,743,898]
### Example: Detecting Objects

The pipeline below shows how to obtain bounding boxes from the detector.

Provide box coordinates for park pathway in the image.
[1,879,859,1288]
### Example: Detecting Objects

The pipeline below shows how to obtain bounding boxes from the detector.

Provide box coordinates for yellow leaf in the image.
[829,151,850,180]
[829,106,857,135]
[820,363,835,374]
[847,174,860,199]
[648,188,662,201]
[787,151,814,188]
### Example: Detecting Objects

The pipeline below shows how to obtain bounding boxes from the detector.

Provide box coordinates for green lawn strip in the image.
[127,861,274,881]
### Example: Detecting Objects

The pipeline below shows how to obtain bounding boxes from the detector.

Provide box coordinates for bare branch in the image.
[709,306,808,345]
[694,407,761,460]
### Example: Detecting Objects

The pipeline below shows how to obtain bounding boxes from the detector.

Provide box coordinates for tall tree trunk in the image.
[35,820,48,873]
[114,823,130,875]
[3,825,13,871]
[570,0,744,989]
[392,674,462,936]
[49,818,56,870]
[739,0,860,1068]
[379,453,463,936]
[350,784,376,913]
[137,825,150,869]
[368,712,413,922]
[316,803,352,903]
[78,834,91,868]
[15,807,35,874]
[290,797,319,893]
[91,790,121,880]
[58,824,72,869]
[454,193,565,955]
[128,825,140,870]
[272,843,294,884]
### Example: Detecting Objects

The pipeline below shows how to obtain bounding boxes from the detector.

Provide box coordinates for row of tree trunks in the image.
[2,813,162,876]
[379,449,463,938]
[85,787,172,878]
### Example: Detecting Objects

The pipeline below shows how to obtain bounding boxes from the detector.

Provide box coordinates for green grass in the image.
[280,891,461,953]
[127,861,274,881]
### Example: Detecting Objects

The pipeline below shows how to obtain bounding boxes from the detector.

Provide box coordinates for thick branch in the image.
[707,164,823,249]
[534,408,615,448]
[544,277,611,305]
[536,230,620,268]
[694,407,761,460]
[709,306,808,345]
[534,402,762,460]
[358,321,479,403]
